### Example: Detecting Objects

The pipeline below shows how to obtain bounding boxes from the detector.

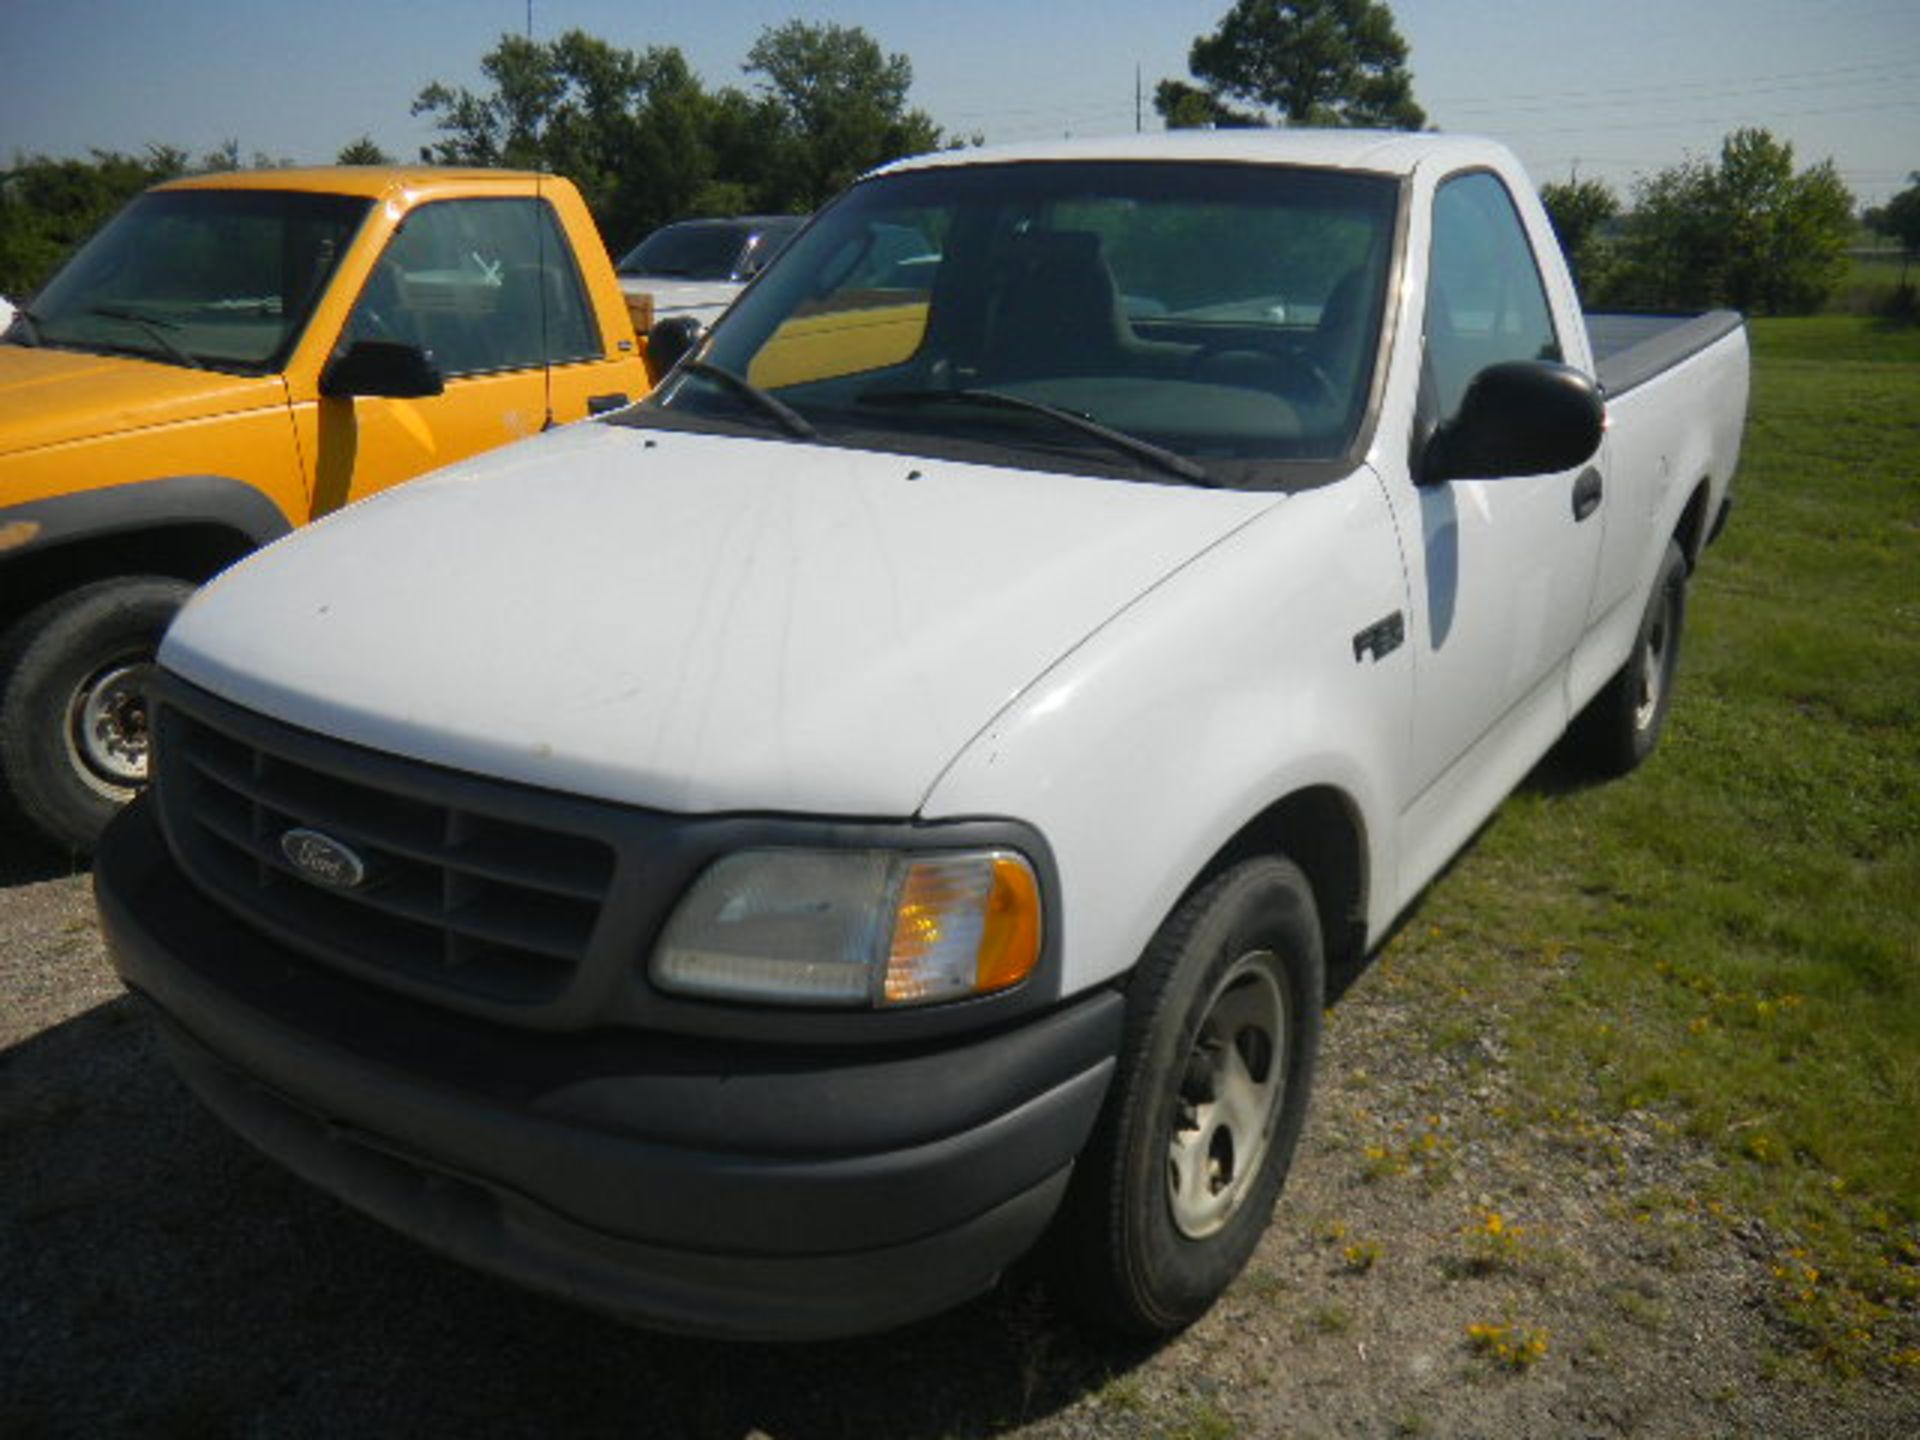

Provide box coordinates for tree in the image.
[1863,172,1920,286]
[336,137,393,165]
[1153,79,1264,131]
[1538,177,1619,296]
[1603,128,1854,315]
[409,22,943,241]
[414,34,558,169]
[1715,128,1852,313]
[199,139,242,172]
[1160,0,1426,131]
[197,140,293,172]
[0,146,188,295]
[413,30,729,247]
[743,21,943,208]
[1600,156,1716,311]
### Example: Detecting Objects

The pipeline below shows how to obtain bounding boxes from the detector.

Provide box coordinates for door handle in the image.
[1572,468,1603,522]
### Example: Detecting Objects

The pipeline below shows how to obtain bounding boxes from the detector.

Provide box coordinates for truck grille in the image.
[153,698,616,1007]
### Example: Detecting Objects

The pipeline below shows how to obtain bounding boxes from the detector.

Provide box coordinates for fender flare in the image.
[0,475,295,563]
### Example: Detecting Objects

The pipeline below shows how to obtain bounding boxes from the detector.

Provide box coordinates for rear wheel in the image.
[1569,538,1688,777]
[1055,857,1323,1334]
[0,577,193,854]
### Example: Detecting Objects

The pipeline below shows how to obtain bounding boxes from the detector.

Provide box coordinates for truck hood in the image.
[164,422,1279,816]
[0,344,285,460]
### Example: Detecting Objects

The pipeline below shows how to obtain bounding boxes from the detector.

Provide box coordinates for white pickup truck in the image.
[97,131,1748,1341]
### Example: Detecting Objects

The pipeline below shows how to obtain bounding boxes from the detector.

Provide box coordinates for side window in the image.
[1426,172,1562,423]
[347,198,599,377]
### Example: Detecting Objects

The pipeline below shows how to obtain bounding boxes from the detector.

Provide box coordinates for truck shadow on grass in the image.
[2,997,1154,1439]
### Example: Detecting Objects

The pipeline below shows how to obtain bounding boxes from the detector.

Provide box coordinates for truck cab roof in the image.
[875,128,1510,181]
[153,165,555,199]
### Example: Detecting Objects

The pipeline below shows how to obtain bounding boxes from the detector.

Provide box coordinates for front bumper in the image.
[97,799,1122,1339]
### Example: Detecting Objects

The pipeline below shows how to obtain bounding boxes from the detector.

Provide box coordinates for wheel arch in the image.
[1672,476,1714,572]
[1183,784,1370,978]
[0,475,290,627]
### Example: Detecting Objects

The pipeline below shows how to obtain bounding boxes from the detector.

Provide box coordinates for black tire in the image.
[1054,856,1324,1335]
[1569,538,1688,777]
[0,576,193,855]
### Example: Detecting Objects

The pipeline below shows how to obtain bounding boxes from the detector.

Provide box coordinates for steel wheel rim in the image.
[1166,951,1289,1239]
[67,661,152,791]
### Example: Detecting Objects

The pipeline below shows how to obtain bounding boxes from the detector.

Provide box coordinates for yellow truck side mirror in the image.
[320,340,445,400]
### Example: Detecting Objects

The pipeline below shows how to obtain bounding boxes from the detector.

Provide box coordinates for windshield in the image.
[16,188,370,373]
[619,221,763,281]
[634,161,1400,485]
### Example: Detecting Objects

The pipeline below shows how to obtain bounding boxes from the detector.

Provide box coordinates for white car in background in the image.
[615,215,803,327]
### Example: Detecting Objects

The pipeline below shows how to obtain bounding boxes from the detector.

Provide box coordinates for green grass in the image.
[1378,314,1920,1373]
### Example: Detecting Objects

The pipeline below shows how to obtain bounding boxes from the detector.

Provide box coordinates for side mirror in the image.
[321,340,444,399]
[646,314,706,380]
[1420,360,1604,484]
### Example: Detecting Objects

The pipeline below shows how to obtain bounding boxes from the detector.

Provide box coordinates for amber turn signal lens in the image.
[882,851,1042,1007]
[974,854,1042,994]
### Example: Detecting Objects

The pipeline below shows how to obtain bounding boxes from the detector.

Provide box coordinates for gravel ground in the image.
[3,831,1915,1439]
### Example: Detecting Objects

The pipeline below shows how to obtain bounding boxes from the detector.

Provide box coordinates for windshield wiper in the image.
[681,359,816,439]
[855,386,1214,487]
[87,305,204,370]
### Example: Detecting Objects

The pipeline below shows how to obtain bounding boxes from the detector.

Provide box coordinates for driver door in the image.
[1395,170,1607,886]
[302,196,609,516]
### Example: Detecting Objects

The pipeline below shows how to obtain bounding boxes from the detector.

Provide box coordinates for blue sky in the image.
[2,0,1915,205]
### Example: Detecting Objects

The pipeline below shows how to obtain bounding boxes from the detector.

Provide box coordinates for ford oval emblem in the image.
[280,828,368,890]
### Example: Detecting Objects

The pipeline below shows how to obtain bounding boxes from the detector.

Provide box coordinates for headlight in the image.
[651,847,1041,1009]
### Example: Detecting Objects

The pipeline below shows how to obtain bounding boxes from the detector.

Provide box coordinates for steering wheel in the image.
[1189,344,1341,413]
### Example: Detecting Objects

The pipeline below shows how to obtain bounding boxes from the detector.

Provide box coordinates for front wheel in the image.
[0,577,193,855]
[1054,857,1324,1335]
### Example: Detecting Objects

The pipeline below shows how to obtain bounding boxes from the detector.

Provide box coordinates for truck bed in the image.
[1586,310,1744,398]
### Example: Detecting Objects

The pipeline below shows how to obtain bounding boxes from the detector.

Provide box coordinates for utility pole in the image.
[1136,65,1143,132]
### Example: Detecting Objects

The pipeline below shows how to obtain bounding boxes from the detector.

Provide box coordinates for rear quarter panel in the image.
[1569,325,1750,712]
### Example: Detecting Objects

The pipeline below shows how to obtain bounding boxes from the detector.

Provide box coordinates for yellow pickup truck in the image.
[0,166,650,852]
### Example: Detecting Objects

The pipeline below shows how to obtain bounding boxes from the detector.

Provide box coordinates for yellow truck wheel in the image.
[0,576,192,855]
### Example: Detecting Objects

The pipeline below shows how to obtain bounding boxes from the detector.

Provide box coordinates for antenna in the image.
[525,1,554,430]
[537,170,554,431]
